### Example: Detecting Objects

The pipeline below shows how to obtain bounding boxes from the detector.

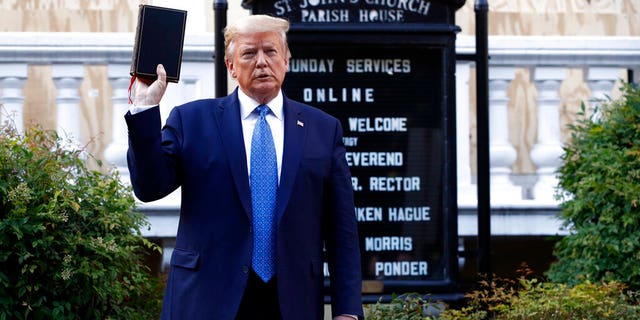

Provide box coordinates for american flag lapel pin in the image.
[297,120,304,127]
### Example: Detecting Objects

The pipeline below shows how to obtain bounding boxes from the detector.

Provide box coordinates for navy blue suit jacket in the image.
[125,90,363,319]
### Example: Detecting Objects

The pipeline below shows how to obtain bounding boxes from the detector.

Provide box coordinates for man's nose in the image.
[256,50,267,66]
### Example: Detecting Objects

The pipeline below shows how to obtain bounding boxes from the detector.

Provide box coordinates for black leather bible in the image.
[130,5,187,83]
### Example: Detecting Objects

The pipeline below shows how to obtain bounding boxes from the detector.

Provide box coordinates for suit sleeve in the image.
[125,106,183,202]
[323,119,364,319]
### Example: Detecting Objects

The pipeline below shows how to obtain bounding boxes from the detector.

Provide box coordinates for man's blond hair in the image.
[224,15,291,60]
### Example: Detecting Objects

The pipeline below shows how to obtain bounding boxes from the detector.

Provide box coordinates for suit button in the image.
[249,226,253,233]
[242,266,249,274]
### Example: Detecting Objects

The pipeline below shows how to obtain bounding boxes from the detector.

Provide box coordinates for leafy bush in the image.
[364,293,445,320]
[0,123,163,319]
[367,272,640,319]
[547,84,640,288]
[436,268,533,320]
[439,277,640,320]
[500,280,640,320]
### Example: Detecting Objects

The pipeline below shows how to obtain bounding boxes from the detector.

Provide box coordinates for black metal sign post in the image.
[213,0,228,97]
[243,0,465,301]
[474,0,491,279]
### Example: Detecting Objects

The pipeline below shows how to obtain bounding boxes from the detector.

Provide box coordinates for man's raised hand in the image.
[134,64,167,106]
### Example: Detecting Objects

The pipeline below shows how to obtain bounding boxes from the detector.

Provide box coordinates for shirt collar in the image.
[239,89,284,121]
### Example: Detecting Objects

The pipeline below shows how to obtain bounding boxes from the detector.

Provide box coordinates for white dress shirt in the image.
[238,89,284,183]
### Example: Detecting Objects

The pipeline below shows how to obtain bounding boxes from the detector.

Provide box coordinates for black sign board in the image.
[243,0,464,24]
[244,0,463,297]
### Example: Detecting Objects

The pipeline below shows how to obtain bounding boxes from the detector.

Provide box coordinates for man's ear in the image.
[225,59,236,78]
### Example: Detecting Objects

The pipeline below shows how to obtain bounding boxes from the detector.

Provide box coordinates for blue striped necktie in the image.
[250,104,277,282]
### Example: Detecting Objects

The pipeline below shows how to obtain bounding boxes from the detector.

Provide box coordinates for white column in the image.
[456,61,476,206]
[587,67,621,117]
[530,67,566,203]
[489,66,521,203]
[161,239,176,273]
[52,64,84,149]
[0,64,28,133]
[105,64,132,184]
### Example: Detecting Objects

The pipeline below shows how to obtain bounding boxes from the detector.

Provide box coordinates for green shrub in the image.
[500,280,640,320]
[370,274,640,319]
[364,293,446,320]
[0,123,163,319]
[440,278,640,320]
[436,270,531,320]
[547,83,640,289]
[438,277,640,320]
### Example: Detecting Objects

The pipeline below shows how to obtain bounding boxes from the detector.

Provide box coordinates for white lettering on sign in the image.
[365,236,412,251]
[303,88,374,103]
[369,176,420,191]
[358,9,404,22]
[300,0,359,9]
[351,176,363,191]
[364,0,431,16]
[301,9,350,22]
[375,261,428,276]
[289,59,335,73]
[272,0,432,19]
[342,137,359,147]
[346,59,411,75]
[356,207,383,221]
[348,117,407,132]
[345,152,403,166]
[274,0,295,14]
[388,207,431,221]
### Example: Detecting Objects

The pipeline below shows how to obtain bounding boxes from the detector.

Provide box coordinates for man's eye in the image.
[242,52,256,58]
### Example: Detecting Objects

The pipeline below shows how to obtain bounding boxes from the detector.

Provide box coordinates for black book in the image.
[130,5,187,83]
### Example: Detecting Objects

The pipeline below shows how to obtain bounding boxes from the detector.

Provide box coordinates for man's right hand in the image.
[134,64,167,106]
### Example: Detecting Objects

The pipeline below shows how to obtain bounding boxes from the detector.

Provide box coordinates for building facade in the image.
[1,0,639,291]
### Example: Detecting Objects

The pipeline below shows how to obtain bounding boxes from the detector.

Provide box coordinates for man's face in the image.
[226,31,289,104]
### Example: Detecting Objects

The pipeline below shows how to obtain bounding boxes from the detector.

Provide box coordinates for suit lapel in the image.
[214,90,252,218]
[275,98,305,223]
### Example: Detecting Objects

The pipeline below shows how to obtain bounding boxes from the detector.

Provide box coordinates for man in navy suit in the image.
[126,14,363,320]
